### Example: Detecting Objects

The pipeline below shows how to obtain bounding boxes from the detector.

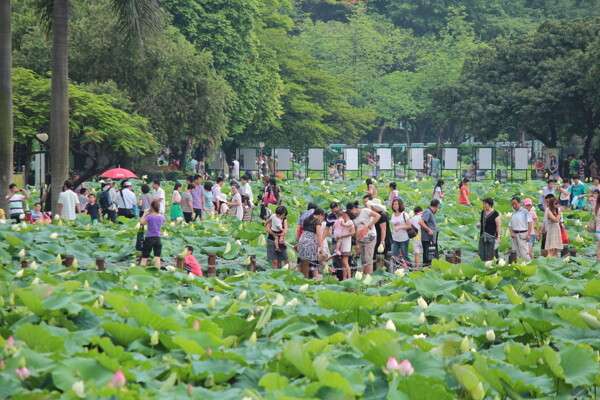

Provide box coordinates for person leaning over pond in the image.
[419,199,440,267]
[477,198,501,261]
[297,207,327,279]
[347,201,380,275]
[508,196,532,263]
[140,200,166,268]
[367,198,391,270]
[265,205,290,269]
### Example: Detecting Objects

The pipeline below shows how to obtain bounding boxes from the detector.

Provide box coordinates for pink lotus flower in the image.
[16,366,30,380]
[5,336,15,349]
[193,320,200,330]
[383,357,414,376]
[110,370,126,387]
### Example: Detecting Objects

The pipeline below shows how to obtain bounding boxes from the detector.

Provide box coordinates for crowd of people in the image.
[4,167,600,278]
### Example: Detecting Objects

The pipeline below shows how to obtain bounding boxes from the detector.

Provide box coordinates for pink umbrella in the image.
[100,168,138,179]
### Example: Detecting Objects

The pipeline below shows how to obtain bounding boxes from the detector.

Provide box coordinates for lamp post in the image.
[35,133,48,203]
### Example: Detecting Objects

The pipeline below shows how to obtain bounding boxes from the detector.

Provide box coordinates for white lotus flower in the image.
[563,256,570,262]
[385,319,396,331]
[575,235,583,243]
[50,232,58,239]
[135,223,141,229]
[575,219,581,226]
[246,315,255,322]
[286,298,298,307]
[395,269,405,278]
[417,297,428,310]
[282,263,289,270]
[31,277,40,286]
[249,331,257,345]
[150,330,159,346]
[238,290,247,300]
[177,304,183,311]
[142,175,148,179]
[305,178,310,183]
[412,333,427,339]
[418,312,426,324]
[53,214,60,220]
[170,222,176,227]
[11,224,20,231]
[498,258,506,267]
[355,271,363,281]
[72,381,85,398]
[19,213,26,220]
[187,272,195,281]
[538,190,543,195]
[484,260,493,268]
[486,329,496,342]
[272,294,285,306]
[166,265,176,272]
[18,249,26,258]
[363,274,373,285]
[15,269,24,278]
[299,284,309,293]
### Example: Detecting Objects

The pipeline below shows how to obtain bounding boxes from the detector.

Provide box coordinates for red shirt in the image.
[185,255,202,276]
[459,186,470,205]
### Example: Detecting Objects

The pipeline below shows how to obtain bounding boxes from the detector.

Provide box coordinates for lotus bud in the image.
[377,244,385,253]
[208,298,216,309]
[150,331,159,346]
[395,269,405,278]
[187,273,195,281]
[299,284,309,293]
[15,269,24,278]
[9,293,14,305]
[83,280,90,289]
[11,224,20,231]
[368,371,375,383]
[363,274,373,285]
[31,277,40,286]
[129,263,136,268]
[246,315,255,322]
[166,266,176,272]
[286,298,298,307]
[238,290,247,300]
[355,271,363,281]
[460,336,470,354]
[282,263,289,270]
[15,366,30,380]
[53,214,60,220]
[323,265,329,274]
[186,298,193,306]
[418,312,426,324]
[458,293,465,303]
[563,256,570,262]
[18,249,26,258]
[484,260,493,268]
[249,331,257,345]
[111,370,126,388]
[71,380,85,398]
[542,293,548,301]
[417,297,428,310]
[397,359,414,376]
[20,221,27,230]
[50,232,58,239]
[55,254,62,265]
[272,294,285,306]
[385,319,396,331]
[72,258,78,268]
[458,268,464,278]
[486,330,496,342]
[523,344,530,355]
[471,274,478,282]
[575,235,583,243]
[498,258,506,267]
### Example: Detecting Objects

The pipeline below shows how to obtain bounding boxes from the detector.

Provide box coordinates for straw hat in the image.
[366,198,387,212]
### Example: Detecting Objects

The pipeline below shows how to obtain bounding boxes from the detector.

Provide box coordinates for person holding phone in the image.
[6,184,29,223]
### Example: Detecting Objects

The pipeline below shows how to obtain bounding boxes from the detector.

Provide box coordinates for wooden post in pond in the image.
[20,260,28,268]
[561,245,569,258]
[96,257,105,271]
[176,256,185,270]
[386,252,394,274]
[454,248,462,263]
[63,255,74,267]
[299,258,310,279]
[446,251,456,264]
[509,251,517,264]
[376,253,385,271]
[208,253,217,277]
[248,254,256,272]
[569,248,576,257]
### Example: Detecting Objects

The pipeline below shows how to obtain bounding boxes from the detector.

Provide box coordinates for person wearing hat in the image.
[522,198,539,260]
[367,198,391,270]
[347,201,381,275]
[116,180,137,219]
[218,193,229,215]
[100,178,118,223]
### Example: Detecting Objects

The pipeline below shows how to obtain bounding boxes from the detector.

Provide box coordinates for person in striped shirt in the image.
[6,183,29,223]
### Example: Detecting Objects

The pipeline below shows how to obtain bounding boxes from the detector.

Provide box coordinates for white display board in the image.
[308,148,324,171]
[240,148,256,171]
[275,148,291,170]
[443,148,458,170]
[343,148,359,171]
[514,148,530,170]
[376,148,393,170]
[478,148,493,170]
[410,148,424,170]
[208,149,224,170]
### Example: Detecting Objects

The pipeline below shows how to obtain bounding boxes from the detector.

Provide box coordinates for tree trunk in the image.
[0,0,13,214]
[50,0,70,211]
[377,123,387,144]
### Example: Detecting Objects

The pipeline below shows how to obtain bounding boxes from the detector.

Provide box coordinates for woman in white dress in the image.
[227,183,244,220]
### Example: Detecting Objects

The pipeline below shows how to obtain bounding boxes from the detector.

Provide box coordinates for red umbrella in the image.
[100,168,138,179]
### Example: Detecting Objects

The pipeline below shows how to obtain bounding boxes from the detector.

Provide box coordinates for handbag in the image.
[262,188,277,206]
[404,213,417,238]
[586,218,596,233]
[135,227,145,251]
[560,225,569,244]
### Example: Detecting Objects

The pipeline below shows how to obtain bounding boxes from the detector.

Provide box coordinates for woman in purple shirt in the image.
[140,200,166,267]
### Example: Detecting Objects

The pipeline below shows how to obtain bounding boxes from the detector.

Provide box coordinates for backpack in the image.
[99,190,112,210]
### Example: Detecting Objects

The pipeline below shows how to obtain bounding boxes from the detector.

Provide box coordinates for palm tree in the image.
[0,0,13,213]
[43,0,162,209]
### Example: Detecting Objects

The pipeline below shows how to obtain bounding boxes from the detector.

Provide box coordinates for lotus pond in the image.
[0,178,599,399]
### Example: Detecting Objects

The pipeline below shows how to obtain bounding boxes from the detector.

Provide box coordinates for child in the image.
[84,194,102,223]
[337,211,355,280]
[328,163,336,180]
[269,206,288,251]
[203,182,214,215]
[183,245,202,276]
[523,198,539,260]
[558,179,571,211]
[332,209,353,256]
[30,203,50,223]
[241,195,252,222]
[410,206,424,268]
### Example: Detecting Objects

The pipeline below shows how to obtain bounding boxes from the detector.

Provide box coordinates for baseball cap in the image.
[523,198,533,206]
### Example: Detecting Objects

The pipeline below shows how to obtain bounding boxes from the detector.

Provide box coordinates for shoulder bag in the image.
[135,226,145,251]
[404,212,417,238]
[586,218,596,233]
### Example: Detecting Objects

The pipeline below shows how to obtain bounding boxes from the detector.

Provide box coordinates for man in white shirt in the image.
[152,179,166,214]
[231,156,240,180]
[509,196,533,262]
[537,179,555,212]
[190,158,198,173]
[116,181,137,218]
[239,174,254,204]
[57,180,80,220]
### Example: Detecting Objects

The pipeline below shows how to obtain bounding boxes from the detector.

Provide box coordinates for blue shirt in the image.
[569,183,586,208]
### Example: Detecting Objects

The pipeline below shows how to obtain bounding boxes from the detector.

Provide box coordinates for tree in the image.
[432,18,600,155]
[0,0,13,213]
[37,0,162,210]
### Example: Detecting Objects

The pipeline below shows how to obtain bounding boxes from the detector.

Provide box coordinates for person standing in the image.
[388,182,399,207]
[336,154,346,179]
[569,176,587,210]
[170,182,184,221]
[100,179,118,223]
[231,156,240,180]
[190,158,198,174]
[151,180,166,214]
[265,205,290,269]
[191,175,205,220]
[390,198,412,265]
[419,199,440,266]
[594,197,600,260]
[137,184,153,218]
[558,179,571,211]
[432,179,444,208]
[411,206,424,268]
[544,197,562,257]
[508,196,533,262]
[297,208,326,279]
[298,202,318,240]
[57,180,80,221]
[140,200,166,268]
[77,188,89,212]
[240,175,254,204]
[364,179,378,199]
[523,198,540,260]
[537,179,555,212]
[477,198,501,261]
[116,181,137,218]
[347,202,381,275]
[180,184,194,223]
[430,154,440,176]
[203,182,215,215]
[548,155,560,180]
[227,183,244,220]
[458,179,471,206]
[6,184,29,223]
